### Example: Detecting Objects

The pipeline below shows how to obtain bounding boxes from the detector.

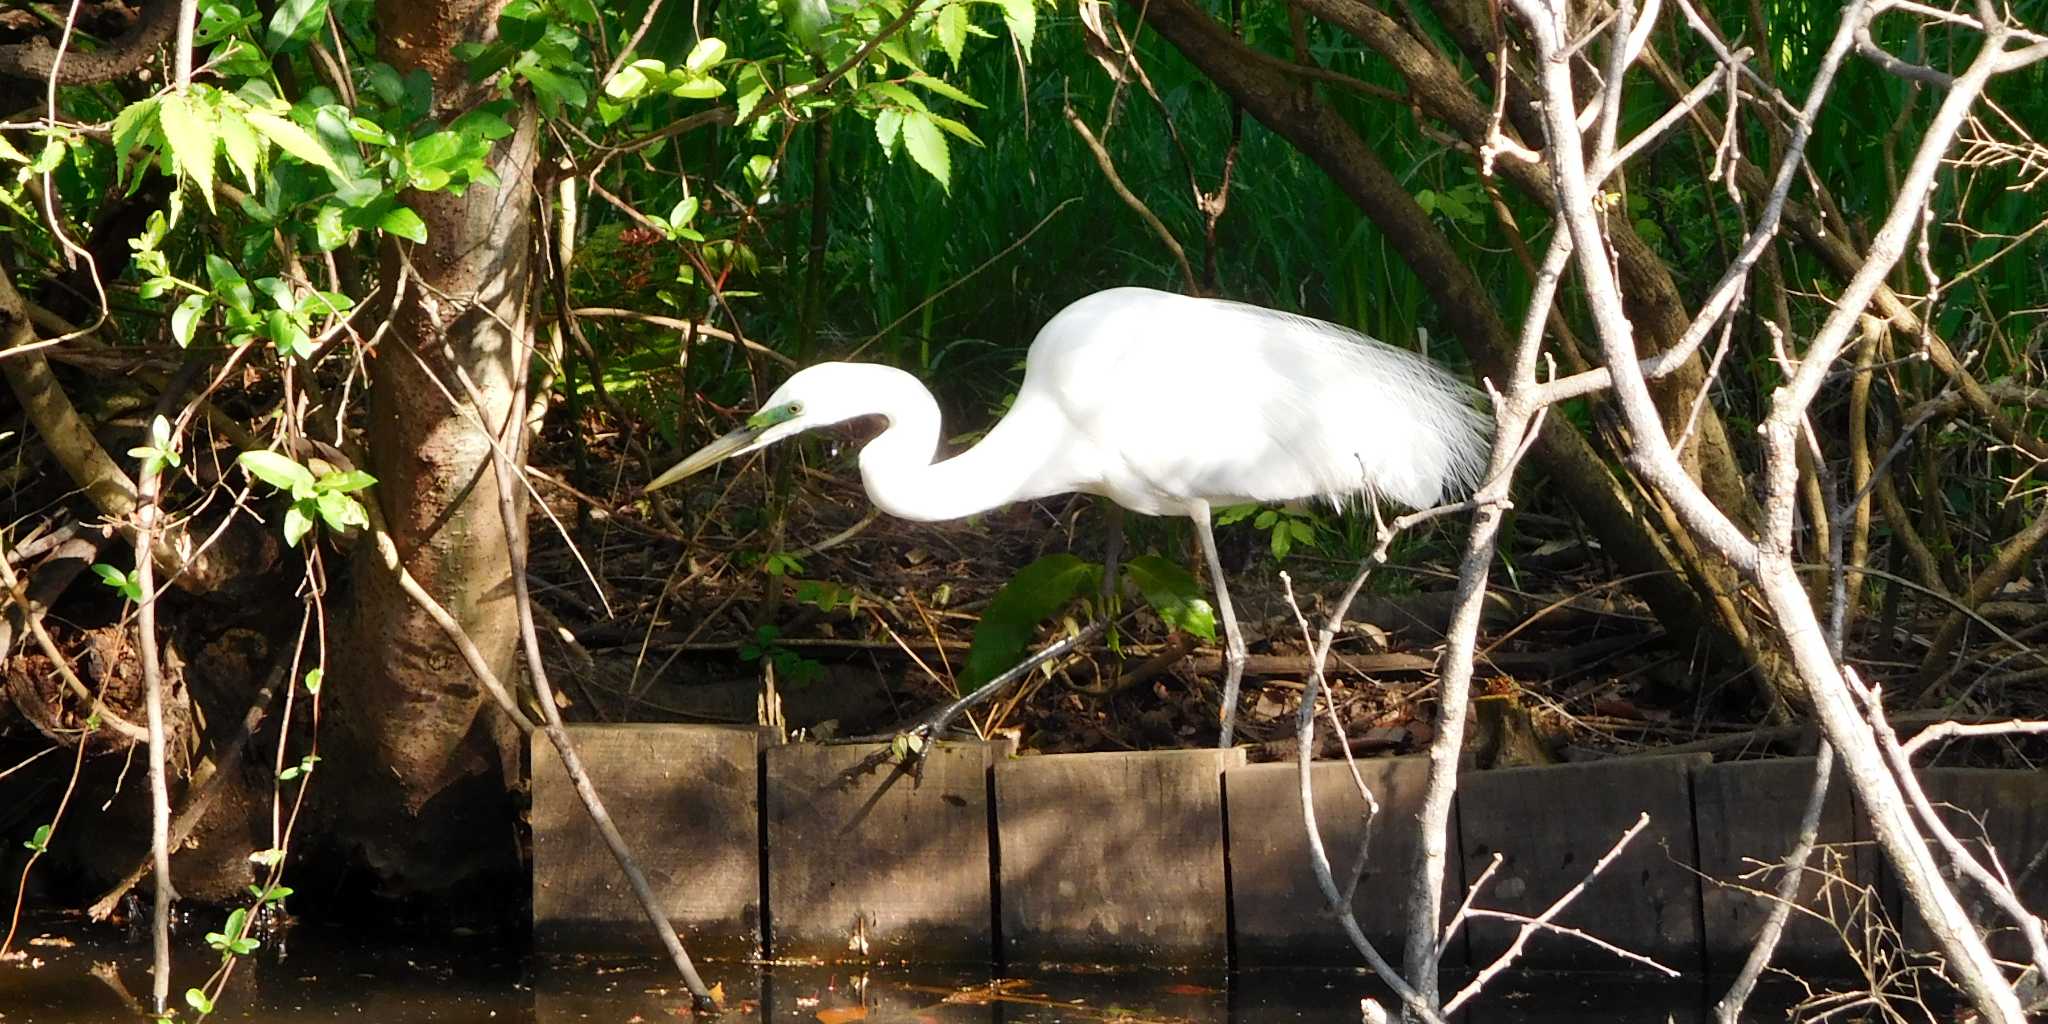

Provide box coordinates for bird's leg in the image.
[1193,509,1248,747]
[1099,502,1125,608]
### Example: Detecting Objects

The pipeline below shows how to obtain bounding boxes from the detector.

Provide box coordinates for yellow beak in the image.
[644,425,764,493]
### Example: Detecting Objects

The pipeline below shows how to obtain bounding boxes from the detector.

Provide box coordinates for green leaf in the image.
[216,107,262,189]
[928,114,983,146]
[303,668,323,694]
[158,91,219,211]
[111,97,161,177]
[314,490,368,530]
[906,72,984,108]
[668,75,726,99]
[899,112,949,192]
[282,504,314,547]
[684,37,728,73]
[936,4,968,67]
[993,0,1035,58]
[1123,554,1217,641]
[316,469,377,493]
[245,109,343,177]
[265,0,329,47]
[185,988,215,1014]
[1213,503,1257,526]
[378,205,427,243]
[172,293,209,348]
[24,823,51,852]
[961,553,1099,689]
[237,450,315,492]
[875,107,903,149]
[313,204,348,251]
[603,59,664,100]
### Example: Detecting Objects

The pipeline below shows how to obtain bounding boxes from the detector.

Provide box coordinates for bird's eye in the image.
[788,401,804,415]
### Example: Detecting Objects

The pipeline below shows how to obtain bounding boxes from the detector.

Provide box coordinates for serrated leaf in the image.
[993,0,1035,58]
[899,112,949,192]
[929,114,983,146]
[936,4,967,67]
[961,554,1099,688]
[875,107,903,149]
[216,107,262,190]
[110,97,161,173]
[906,72,985,108]
[158,91,219,211]
[1124,554,1217,641]
[238,450,315,491]
[244,109,342,177]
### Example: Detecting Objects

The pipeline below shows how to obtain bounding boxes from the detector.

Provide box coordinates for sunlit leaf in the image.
[244,109,343,178]
[379,205,427,243]
[936,4,968,67]
[906,72,984,108]
[172,293,210,348]
[158,91,219,211]
[900,112,949,192]
[992,0,1035,58]
[1123,554,1217,641]
[237,450,315,492]
[684,37,728,73]
[216,107,262,189]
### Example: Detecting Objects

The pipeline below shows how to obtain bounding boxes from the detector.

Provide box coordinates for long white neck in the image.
[851,366,1067,523]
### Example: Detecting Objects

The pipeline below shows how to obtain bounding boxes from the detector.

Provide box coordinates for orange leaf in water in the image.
[815,1008,869,1023]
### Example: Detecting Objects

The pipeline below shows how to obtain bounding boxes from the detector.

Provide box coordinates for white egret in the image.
[648,287,1491,745]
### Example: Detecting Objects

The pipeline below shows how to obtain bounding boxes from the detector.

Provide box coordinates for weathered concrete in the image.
[530,724,770,957]
[1226,756,1463,967]
[1694,757,1871,974]
[994,747,1245,967]
[1896,767,2048,966]
[765,740,1007,962]
[1458,754,1709,973]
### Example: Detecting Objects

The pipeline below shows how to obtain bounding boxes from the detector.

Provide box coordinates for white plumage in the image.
[648,286,1493,744]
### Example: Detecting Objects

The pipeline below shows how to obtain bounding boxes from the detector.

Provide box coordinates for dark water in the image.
[1,917,1751,1022]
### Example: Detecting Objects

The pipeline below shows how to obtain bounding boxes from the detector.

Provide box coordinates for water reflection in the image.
[6,918,1743,1023]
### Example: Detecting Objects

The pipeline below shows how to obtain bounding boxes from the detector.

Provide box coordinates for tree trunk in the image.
[329,0,536,893]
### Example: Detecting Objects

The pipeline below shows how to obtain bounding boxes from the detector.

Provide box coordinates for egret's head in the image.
[644,363,873,493]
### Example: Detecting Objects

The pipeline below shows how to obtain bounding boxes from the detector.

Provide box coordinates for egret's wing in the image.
[1019,289,1490,512]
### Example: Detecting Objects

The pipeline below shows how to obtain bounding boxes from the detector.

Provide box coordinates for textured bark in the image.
[330,0,535,892]
[0,0,178,84]
[1133,0,1718,662]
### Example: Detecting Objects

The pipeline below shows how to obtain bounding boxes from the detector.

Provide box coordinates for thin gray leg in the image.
[1100,503,1125,606]
[1192,507,1247,747]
